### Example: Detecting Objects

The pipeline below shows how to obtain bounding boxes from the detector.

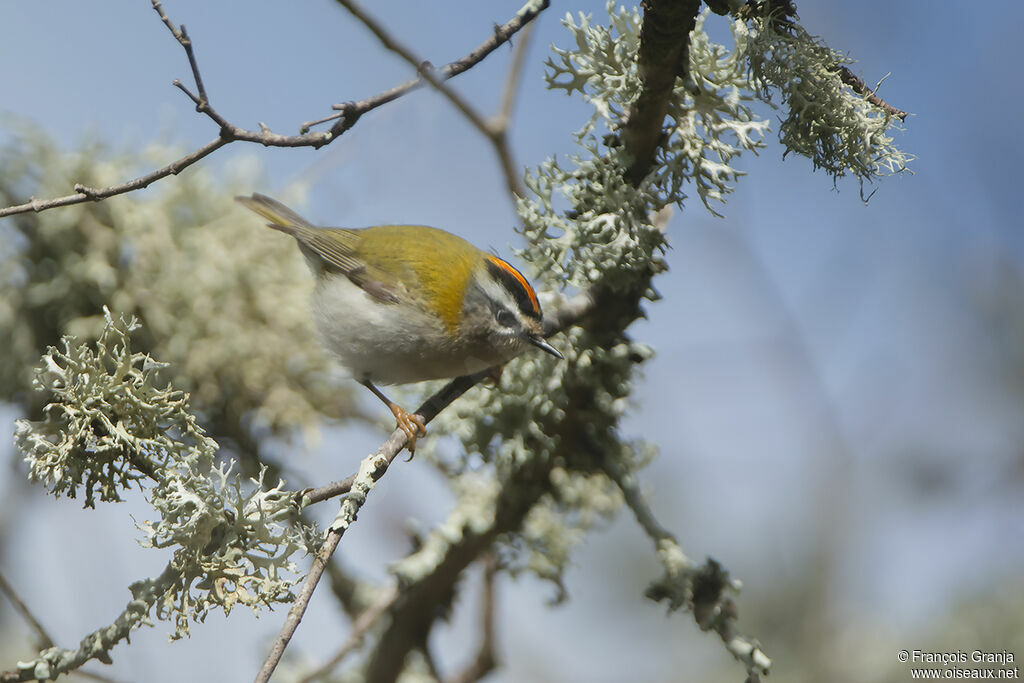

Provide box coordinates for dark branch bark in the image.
[364,459,552,683]
[622,0,703,186]
[833,65,908,121]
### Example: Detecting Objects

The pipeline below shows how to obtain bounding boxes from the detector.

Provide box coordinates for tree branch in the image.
[832,65,908,121]
[0,0,547,219]
[622,0,703,186]
[295,586,399,683]
[735,1,908,122]
[254,369,494,683]
[151,1,209,109]
[363,459,553,683]
[614,1,771,678]
[334,0,544,200]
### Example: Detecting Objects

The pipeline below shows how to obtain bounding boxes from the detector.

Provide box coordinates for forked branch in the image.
[0,0,547,219]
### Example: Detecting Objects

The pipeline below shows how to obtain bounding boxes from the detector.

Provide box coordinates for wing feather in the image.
[236,194,400,303]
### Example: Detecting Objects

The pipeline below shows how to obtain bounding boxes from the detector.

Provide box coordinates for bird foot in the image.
[390,404,427,458]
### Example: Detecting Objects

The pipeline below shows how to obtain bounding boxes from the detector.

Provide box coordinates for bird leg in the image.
[481,365,504,387]
[361,380,427,455]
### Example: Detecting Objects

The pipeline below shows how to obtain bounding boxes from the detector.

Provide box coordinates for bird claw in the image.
[391,405,427,459]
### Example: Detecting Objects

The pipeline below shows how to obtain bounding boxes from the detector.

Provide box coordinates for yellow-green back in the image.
[236,194,483,334]
[353,225,481,334]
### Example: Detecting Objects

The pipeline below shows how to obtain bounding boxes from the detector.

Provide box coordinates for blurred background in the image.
[1,1,1022,681]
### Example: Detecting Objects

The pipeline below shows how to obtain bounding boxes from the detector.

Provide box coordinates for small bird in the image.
[236,194,563,451]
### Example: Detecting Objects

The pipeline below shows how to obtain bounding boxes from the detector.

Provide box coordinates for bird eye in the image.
[496,309,517,328]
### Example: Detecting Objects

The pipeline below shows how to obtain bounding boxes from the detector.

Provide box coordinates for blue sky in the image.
[2,1,1022,681]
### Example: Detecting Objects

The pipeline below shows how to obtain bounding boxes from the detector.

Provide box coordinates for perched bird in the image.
[236,194,562,451]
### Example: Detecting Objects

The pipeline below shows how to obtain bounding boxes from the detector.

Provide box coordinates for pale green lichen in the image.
[0,124,355,452]
[13,313,316,678]
[425,6,777,675]
[740,8,912,183]
[16,313,209,507]
[430,2,768,595]
[525,5,769,292]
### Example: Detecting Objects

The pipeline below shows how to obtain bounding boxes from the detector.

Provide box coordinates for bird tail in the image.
[235,193,315,235]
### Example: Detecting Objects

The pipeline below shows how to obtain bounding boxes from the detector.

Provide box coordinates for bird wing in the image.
[236,193,401,303]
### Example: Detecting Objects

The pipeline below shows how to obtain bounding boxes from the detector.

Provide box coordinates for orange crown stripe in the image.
[487,255,540,314]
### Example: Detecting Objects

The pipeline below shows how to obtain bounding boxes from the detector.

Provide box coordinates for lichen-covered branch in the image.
[1,564,179,683]
[738,1,911,183]
[622,0,702,185]
[603,451,771,678]
[6,314,317,679]
[254,368,496,682]
[365,460,554,682]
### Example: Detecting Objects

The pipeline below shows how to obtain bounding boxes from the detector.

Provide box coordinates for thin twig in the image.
[0,572,123,683]
[0,0,547,219]
[151,1,208,107]
[833,65,908,121]
[0,570,54,650]
[296,586,400,683]
[335,0,493,136]
[255,370,493,683]
[335,0,543,199]
[496,21,535,131]
[488,18,537,200]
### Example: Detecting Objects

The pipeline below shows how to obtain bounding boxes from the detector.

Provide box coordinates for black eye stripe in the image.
[486,258,542,321]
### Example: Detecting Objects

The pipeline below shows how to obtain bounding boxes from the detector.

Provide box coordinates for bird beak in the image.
[528,335,564,360]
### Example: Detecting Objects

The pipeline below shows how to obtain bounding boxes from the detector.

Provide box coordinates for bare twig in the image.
[335,0,543,199]
[296,586,400,683]
[496,21,535,131]
[0,570,53,650]
[151,1,209,108]
[335,0,493,136]
[488,19,537,200]
[0,0,547,219]
[255,369,494,683]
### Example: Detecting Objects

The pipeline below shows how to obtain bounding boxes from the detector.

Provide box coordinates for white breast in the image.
[311,276,500,384]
